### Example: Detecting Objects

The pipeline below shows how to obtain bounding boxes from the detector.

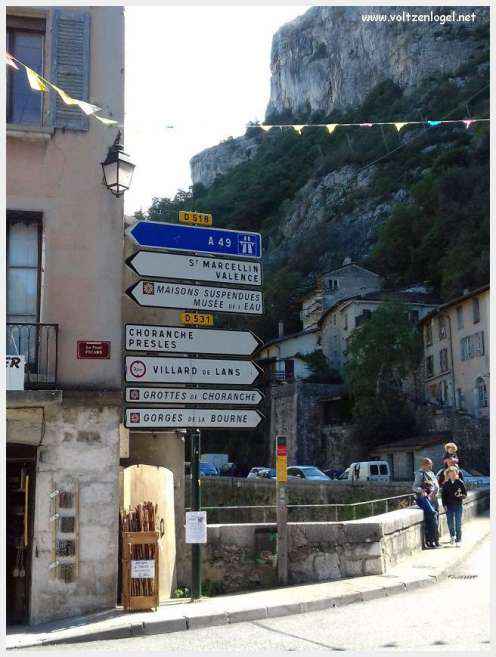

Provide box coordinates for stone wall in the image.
[269,381,354,467]
[29,395,121,625]
[196,489,489,595]
[416,407,490,473]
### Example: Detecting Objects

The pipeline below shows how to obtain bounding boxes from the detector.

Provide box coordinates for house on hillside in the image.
[257,260,438,470]
[420,285,489,417]
[301,258,383,330]
[319,288,439,373]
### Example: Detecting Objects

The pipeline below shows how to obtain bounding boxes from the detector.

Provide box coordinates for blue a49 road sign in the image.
[127,221,262,259]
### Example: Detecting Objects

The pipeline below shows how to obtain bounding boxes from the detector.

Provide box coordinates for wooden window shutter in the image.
[49,9,91,130]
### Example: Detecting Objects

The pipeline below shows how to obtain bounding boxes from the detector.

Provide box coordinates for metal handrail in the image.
[185,493,416,515]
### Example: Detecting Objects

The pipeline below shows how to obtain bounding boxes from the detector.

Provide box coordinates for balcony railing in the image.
[7,323,58,388]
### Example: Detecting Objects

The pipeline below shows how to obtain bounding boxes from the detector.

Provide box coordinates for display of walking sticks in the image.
[120,502,158,598]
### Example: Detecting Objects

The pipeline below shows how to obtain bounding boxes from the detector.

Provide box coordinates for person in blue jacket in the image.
[413,457,440,548]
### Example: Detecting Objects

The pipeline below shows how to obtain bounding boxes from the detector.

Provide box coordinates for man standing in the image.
[441,465,468,546]
[413,458,440,548]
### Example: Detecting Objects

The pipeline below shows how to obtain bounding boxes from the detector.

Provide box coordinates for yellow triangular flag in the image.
[94,115,119,126]
[6,52,18,69]
[50,83,101,115]
[74,99,101,116]
[26,67,46,92]
[394,122,407,132]
[292,125,304,134]
[326,124,337,134]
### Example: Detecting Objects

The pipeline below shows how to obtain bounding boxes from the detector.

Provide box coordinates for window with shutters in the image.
[439,348,449,373]
[50,9,91,131]
[456,306,464,330]
[426,355,434,378]
[438,316,447,340]
[6,16,46,126]
[473,298,480,324]
[475,378,488,409]
[425,321,432,346]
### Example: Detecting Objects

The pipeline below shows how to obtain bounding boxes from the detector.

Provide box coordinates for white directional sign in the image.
[125,324,261,356]
[125,387,263,406]
[125,408,263,429]
[126,280,263,315]
[126,251,262,286]
[125,355,261,385]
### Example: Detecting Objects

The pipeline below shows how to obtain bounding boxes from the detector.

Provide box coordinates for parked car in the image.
[339,461,391,482]
[458,468,490,487]
[286,466,330,481]
[323,467,345,480]
[258,468,277,479]
[199,462,219,477]
[247,467,269,479]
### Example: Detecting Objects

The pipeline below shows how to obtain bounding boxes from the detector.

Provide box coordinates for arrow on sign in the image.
[125,408,263,429]
[127,221,262,259]
[125,387,264,406]
[126,280,263,315]
[125,324,261,356]
[126,251,262,286]
[125,355,261,385]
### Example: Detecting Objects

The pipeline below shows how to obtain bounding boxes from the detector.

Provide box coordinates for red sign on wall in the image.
[77,341,111,360]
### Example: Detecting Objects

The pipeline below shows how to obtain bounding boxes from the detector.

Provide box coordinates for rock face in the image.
[266,5,488,120]
[190,133,260,187]
[190,6,487,188]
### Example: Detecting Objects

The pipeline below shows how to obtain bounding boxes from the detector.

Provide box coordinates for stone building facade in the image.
[420,285,489,417]
[6,7,125,625]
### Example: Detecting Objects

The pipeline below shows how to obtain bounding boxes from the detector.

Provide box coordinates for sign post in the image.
[275,435,288,586]
[190,429,202,600]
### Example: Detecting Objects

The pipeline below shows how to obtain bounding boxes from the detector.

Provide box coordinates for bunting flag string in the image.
[257,117,489,134]
[6,51,120,127]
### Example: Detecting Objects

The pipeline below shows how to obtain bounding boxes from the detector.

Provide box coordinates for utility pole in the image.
[190,428,202,600]
[275,435,288,585]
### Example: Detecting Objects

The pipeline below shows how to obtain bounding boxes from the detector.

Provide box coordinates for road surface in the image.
[21,537,490,652]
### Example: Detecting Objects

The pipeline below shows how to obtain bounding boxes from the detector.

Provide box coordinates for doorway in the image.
[6,444,37,625]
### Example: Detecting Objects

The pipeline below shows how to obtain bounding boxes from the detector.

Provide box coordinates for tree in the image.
[344,300,423,448]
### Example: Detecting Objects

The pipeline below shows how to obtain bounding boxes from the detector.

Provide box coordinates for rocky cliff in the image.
[267,5,488,120]
[191,134,261,188]
[190,6,488,187]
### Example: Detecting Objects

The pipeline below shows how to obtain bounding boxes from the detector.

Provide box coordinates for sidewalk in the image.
[7,513,490,650]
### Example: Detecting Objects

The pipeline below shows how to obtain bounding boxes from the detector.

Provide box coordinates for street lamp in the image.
[101,131,135,197]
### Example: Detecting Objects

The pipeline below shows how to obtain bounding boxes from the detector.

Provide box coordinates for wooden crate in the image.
[122,531,159,611]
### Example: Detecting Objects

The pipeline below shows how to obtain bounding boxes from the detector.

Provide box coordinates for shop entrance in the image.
[6,444,37,625]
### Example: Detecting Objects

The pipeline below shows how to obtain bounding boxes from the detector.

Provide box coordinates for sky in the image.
[124,6,306,216]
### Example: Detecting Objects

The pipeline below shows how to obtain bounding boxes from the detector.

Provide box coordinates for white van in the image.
[339,461,391,482]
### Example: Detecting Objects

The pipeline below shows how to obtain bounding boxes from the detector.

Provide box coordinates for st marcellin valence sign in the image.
[126,251,262,286]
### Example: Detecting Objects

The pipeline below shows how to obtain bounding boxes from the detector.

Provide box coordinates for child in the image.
[441,465,467,546]
[437,457,464,487]
[443,442,460,468]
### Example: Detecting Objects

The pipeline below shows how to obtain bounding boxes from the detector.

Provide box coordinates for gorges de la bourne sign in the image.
[126,280,263,315]
[125,408,263,429]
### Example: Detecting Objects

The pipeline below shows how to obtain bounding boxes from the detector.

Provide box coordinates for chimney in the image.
[278,321,284,338]
[463,288,470,296]
[343,256,352,266]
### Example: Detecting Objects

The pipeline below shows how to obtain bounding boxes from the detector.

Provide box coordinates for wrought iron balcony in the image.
[6,323,58,388]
